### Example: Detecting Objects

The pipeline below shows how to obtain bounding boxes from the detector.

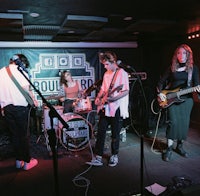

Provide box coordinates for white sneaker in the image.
[16,160,24,169]
[86,155,103,166]
[108,155,118,167]
[23,158,38,170]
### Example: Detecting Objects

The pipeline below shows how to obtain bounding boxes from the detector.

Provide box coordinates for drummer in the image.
[58,70,83,113]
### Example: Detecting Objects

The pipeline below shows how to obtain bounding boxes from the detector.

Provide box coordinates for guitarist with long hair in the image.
[86,51,129,167]
[157,44,200,162]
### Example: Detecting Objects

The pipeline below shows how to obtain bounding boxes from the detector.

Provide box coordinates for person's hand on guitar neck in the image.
[195,85,200,93]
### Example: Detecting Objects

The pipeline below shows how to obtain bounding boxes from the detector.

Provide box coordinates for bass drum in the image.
[59,112,93,151]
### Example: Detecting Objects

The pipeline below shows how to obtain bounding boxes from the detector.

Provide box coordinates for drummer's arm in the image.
[59,97,65,102]
[77,81,84,98]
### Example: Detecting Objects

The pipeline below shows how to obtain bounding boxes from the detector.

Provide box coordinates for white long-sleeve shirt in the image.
[0,64,30,108]
[100,68,129,118]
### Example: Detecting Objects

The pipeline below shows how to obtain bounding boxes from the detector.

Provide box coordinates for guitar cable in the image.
[150,98,165,154]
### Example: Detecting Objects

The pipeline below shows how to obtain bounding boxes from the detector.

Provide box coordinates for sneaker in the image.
[163,147,173,162]
[86,155,103,166]
[175,146,188,158]
[23,158,38,171]
[16,160,24,169]
[108,155,118,167]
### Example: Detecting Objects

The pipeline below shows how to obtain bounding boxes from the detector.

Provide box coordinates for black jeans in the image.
[4,104,31,162]
[95,108,123,156]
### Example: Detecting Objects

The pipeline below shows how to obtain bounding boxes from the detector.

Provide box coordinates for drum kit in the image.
[37,80,102,152]
[41,94,96,152]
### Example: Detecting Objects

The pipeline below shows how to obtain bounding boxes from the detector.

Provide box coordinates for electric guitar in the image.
[158,85,200,108]
[97,84,123,113]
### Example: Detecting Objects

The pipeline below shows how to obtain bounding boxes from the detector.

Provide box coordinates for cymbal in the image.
[46,95,64,100]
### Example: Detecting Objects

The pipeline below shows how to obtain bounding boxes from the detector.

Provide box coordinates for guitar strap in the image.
[187,67,193,87]
[6,66,35,107]
[108,68,120,94]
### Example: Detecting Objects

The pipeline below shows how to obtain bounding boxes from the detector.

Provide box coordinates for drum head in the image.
[59,113,92,151]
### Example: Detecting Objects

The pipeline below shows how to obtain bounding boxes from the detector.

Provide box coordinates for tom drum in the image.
[73,97,92,113]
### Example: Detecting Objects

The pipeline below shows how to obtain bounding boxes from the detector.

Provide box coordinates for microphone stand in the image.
[17,66,69,196]
[123,65,147,196]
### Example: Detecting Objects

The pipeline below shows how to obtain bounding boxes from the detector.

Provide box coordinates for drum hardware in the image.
[36,105,63,152]
[73,97,92,114]
[43,105,64,130]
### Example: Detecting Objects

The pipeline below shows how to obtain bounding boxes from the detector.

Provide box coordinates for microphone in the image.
[117,60,133,72]
[12,55,29,74]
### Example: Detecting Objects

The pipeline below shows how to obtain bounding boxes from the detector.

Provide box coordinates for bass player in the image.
[157,44,200,162]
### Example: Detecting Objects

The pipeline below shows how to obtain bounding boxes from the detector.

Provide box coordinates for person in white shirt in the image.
[0,54,38,170]
[86,51,129,167]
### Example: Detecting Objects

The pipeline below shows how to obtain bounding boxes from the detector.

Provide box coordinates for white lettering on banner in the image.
[33,78,94,93]
[30,53,96,105]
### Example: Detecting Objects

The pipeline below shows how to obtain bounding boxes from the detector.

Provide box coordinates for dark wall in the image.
[136,38,200,131]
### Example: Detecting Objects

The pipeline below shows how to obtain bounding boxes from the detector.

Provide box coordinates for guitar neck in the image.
[177,85,199,97]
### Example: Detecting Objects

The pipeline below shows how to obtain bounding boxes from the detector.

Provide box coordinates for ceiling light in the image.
[30,13,40,18]
[123,16,133,21]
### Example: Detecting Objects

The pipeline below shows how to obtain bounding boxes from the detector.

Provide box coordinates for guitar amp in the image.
[129,72,147,80]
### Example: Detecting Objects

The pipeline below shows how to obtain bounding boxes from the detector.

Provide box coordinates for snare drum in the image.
[73,97,92,113]
[43,105,63,130]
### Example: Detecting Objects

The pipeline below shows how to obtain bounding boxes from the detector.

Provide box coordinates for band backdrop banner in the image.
[0,48,101,106]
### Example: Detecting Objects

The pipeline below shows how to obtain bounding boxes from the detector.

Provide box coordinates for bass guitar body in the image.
[158,85,200,108]
[158,88,185,108]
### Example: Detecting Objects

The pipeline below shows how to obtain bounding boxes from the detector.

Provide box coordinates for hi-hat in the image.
[46,95,64,100]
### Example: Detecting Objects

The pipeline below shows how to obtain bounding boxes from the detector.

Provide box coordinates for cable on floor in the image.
[149,98,165,154]
[72,165,92,196]
[71,120,96,196]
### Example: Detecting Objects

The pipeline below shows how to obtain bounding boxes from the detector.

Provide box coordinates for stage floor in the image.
[1,123,200,196]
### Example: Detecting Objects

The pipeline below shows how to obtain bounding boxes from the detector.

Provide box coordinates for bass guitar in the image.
[97,84,123,113]
[158,85,200,109]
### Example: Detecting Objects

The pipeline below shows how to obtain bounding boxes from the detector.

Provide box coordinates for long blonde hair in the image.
[171,44,193,72]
